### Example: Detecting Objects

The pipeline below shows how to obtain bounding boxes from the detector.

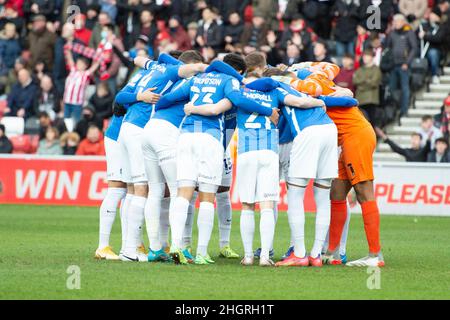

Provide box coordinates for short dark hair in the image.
[435,137,449,146]
[262,68,292,78]
[421,115,433,122]
[223,53,247,74]
[104,23,115,32]
[178,50,204,64]
[411,132,422,139]
[245,52,267,73]
[168,50,183,60]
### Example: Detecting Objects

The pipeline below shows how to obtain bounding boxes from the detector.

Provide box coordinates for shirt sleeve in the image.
[155,79,192,111]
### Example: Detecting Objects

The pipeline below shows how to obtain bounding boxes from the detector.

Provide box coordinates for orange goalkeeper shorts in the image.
[338,125,376,185]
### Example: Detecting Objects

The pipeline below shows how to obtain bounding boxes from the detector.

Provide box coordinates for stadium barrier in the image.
[0,155,449,216]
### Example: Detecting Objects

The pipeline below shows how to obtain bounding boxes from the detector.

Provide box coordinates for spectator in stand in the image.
[240,11,269,55]
[375,127,432,162]
[418,115,443,148]
[280,14,316,61]
[37,126,63,155]
[399,0,429,29]
[75,105,104,141]
[89,11,118,49]
[196,7,224,53]
[74,13,92,46]
[60,131,80,155]
[435,95,450,142]
[187,22,199,49]
[88,82,114,121]
[34,74,61,120]
[139,9,158,49]
[313,41,332,63]
[353,50,382,125]
[23,1,55,22]
[26,14,56,71]
[0,123,13,154]
[116,0,141,49]
[385,14,418,117]
[0,22,21,71]
[76,124,105,156]
[0,3,25,36]
[63,46,99,124]
[369,32,383,66]
[252,0,278,31]
[283,43,303,65]
[224,12,244,53]
[100,0,118,21]
[334,54,355,92]
[332,0,360,58]
[38,111,66,140]
[168,15,191,51]
[6,68,38,118]
[354,23,369,69]
[86,4,101,30]
[427,138,450,162]
[418,10,448,84]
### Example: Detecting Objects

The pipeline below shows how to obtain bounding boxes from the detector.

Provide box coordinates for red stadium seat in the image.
[10,134,34,154]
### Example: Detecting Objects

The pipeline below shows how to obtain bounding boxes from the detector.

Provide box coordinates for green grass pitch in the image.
[0,204,449,300]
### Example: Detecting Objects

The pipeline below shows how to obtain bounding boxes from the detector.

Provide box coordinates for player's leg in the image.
[96,137,127,260]
[277,129,318,267]
[309,123,338,266]
[323,178,352,264]
[182,191,197,248]
[142,124,172,262]
[309,180,332,267]
[159,195,171,251]
[275,180,309,267]
[120,184,134,255]
[237,151,258,266]
[96,181,126,260]
[120,123,149,262]
[217,156,239,259]
[255,150,279,267]
[347,180,384,267]
[194,187,218,264]
[193,133,224,265]
[169,132,198,264]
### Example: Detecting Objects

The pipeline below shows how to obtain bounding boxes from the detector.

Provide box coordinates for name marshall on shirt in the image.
[242,91,273,103]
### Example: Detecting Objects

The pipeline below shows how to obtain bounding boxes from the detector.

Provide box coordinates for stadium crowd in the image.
[0,0,449,161]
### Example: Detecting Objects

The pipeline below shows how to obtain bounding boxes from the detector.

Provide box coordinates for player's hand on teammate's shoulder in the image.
[184,102,195,115]
[270,108,280,126]
[137,87,161,104]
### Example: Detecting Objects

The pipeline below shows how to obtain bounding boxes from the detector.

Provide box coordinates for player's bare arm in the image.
[184,98,232,116]
[283,95,325,109]
[136,88,161,104]
[178,63,209,79]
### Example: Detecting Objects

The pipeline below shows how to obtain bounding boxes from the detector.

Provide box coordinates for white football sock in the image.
[310,187,331,258]
[260,208,275,260]
[99,187,126,249]
[240,210,255,258]
[288,185,306,258]
[124,196,146,256]
[144,195,162,252]
[182,192,197,248]
[159,197,170,249]
[196,202,215,256]
[340,205,351,256]
[216,191,232,249]
[169,197,189,249]
[271,205,278,250]
[120,193,133,253]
